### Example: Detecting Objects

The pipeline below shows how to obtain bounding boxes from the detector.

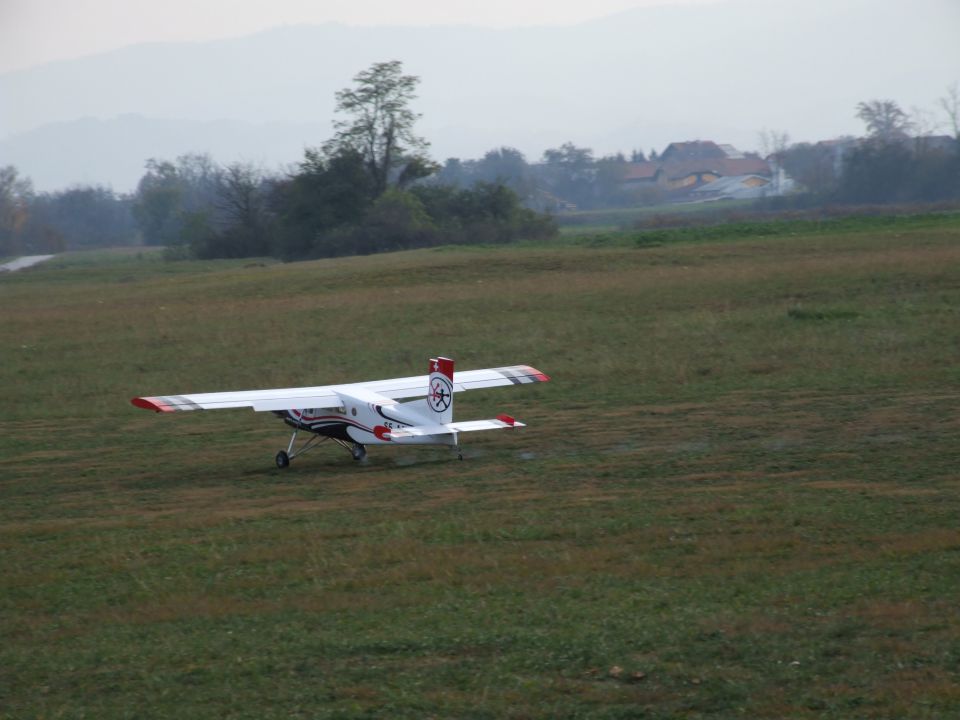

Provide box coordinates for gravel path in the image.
[0,255,55,272]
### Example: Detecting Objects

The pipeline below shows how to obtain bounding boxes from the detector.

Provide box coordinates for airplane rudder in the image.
[428,356,455,421]
[429,356,454,380]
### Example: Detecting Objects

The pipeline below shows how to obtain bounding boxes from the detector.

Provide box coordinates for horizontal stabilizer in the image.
[386,416,525,439]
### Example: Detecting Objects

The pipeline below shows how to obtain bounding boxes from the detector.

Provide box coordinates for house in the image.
[689,174,772,201]
[621,162,660,184]
[621,141,773,200]
[660,140,728,163]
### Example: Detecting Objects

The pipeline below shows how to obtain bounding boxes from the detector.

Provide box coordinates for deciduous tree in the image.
[270,148,376,259]
[475,147,532,198]
[539,142,596,208]
[0,166,33,255]
[323,61,433,196]
[856,99,912,141]
[27,186,135,250]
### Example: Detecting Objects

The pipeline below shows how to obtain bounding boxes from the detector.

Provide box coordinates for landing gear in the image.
[274,428,368,468]
[274,428,327,469]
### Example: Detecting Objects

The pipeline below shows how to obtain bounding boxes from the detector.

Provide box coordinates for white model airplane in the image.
[132,357,549,468]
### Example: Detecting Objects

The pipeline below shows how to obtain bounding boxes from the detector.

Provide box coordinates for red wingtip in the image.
[131,397,173,413]
[497,414,517,426]
[522,366,551,382]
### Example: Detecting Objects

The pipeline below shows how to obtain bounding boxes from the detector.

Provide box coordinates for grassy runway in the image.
[2,218,960,718]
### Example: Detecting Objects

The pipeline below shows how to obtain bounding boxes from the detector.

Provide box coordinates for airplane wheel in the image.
[275,451,290,469]
[351,443,366,461]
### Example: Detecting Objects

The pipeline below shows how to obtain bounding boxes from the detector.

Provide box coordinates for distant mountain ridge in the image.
[2,0,958,191]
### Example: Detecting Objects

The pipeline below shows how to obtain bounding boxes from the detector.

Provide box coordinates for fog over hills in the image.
[2,0,957,192]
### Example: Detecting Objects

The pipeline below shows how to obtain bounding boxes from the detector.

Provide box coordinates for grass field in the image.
[2,217,960,718]
[555,199,757,234]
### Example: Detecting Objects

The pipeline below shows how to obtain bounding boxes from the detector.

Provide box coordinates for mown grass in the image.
[2,217,960,718]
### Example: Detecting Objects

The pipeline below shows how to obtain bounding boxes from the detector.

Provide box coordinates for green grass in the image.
[556,200,757,233]
[563,210,960,249]
[2,217,960,717]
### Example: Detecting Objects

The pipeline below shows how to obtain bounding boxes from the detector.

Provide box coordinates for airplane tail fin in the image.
[427,357,454,424]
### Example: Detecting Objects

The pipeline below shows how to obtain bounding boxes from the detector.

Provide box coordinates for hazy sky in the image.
[3,0,957,190]
[0,0,719,73]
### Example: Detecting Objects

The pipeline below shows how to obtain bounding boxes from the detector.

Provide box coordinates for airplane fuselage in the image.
[274,397,457,448]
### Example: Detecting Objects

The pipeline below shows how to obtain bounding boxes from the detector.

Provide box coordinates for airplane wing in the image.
[363,365,550,400]
[132,387,345,413]
[132,365,549,414]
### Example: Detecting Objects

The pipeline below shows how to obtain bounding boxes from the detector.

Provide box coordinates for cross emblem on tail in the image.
[430,378,452,411]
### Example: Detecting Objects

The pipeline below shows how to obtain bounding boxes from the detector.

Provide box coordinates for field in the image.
[2,216,960,718]
[555,199,756,235]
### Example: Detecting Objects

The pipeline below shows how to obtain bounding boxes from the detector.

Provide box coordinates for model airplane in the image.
[132,357,549,468]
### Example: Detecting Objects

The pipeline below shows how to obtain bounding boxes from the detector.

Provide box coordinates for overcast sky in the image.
[0,0,720,73]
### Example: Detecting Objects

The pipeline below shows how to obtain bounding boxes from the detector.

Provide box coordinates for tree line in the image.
[127,61,557,261]
[2,61,557,260]
[773,95,960,205]
[2,68,958,260]
[0,168,137,257]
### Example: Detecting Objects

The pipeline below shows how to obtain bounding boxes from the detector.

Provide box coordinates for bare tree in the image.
[856,99,912,141]
[214,162,272,256]
[939,82,960,139]
[758,129,792,195]
[909,105,944,155]
[910,106,940,136]
[216,163,264,228]
[757,128,791,160]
